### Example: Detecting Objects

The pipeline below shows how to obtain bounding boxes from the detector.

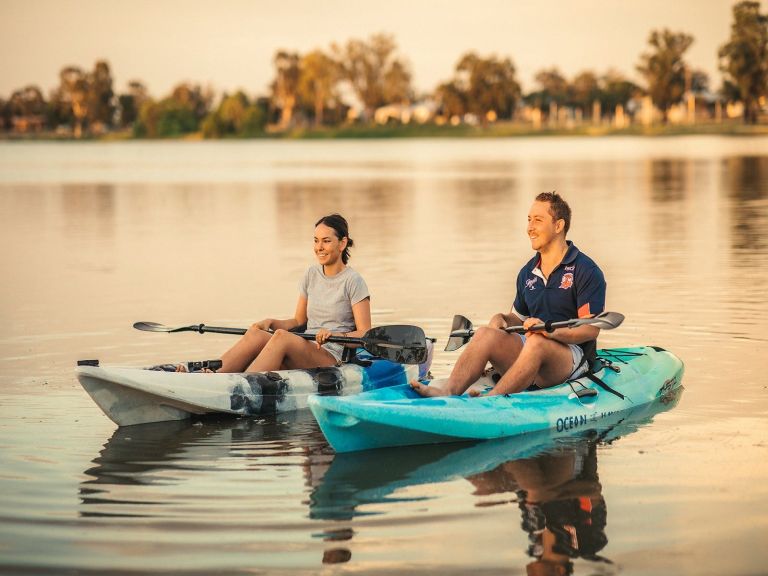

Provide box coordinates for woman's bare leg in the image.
[248,329,337,372]
[218,324,272,373]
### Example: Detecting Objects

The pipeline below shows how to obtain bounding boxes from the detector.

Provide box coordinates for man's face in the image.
[527,201,562,251]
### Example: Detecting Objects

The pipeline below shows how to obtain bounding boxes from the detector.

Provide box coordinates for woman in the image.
[191,214,371,373]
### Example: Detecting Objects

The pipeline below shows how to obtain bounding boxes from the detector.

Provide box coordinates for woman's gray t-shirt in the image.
[299,265,370,334]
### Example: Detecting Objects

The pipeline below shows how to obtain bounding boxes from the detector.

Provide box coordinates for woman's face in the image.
[314,223,347,266]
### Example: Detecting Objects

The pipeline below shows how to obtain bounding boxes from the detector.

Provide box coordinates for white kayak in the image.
[77,354,423,427]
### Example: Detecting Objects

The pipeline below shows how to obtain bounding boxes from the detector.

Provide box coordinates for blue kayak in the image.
[309,389,682,520]
[308,346,684,453]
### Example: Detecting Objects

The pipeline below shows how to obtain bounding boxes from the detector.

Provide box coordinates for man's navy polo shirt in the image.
[513,241,606,358]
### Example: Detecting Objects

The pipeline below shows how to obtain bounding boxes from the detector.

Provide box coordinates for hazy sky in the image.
[0,0,738,99]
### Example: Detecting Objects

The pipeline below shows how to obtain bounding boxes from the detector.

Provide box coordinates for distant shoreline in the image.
[2,121,768,141]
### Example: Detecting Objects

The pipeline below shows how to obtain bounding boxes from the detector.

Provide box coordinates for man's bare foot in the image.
[409,379,451,397]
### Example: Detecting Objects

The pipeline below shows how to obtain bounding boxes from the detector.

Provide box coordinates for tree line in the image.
[1,1,765,138]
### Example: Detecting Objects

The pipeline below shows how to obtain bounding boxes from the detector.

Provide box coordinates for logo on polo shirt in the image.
[525,277,538,290]
[559,272,574,289]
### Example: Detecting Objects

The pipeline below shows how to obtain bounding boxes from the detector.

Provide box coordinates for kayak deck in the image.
[308,346,685,452]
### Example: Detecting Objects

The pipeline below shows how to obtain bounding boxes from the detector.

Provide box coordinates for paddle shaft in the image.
[445,312,624,351]
[161,323,371,346]
[451,317,583,339]
[133,321,430,364]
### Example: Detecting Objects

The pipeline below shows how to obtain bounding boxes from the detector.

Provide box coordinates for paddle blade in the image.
[133,321,175,332]
[445,315,473,352]
[364,325,428,365]
[581,311,625,330]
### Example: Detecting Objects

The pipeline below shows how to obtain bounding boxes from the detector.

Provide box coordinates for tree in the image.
[117,81,149,127]
[155,99,198,136]
[0,97,8,130]
[636,29,694,123]
[533,67,569,107]
[169,82,213,122]
[219,92,249,131]
[7,85,47,117]
[55,66,90,137]
[570,70,600,117]
[297,49,339,126]
[690,69,710,93]
[134,83,210,138]
[382,59,412,105]
[240,104,267,136]
[719,1,768,124]
[600,69,640,113]
[133,99,157,137]
[201,91,266,138]
[87,60,115,129]
[435,80,467,120]
[271,51,300,128]
[6,86,47,132]
[333,33,413,120]
[453,52,521,124]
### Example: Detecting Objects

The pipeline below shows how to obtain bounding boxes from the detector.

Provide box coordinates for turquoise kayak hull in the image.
[308,346,684,453]
[309,389,682,520]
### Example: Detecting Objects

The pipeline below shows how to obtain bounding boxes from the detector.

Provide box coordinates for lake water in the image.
[1,137,767,575]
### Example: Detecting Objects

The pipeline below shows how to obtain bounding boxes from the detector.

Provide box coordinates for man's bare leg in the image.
[410,327,524,397]
[486,334,574,396]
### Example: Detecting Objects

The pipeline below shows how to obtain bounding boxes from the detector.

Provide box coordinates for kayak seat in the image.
[342,346,372,367]
[289,324,372,367]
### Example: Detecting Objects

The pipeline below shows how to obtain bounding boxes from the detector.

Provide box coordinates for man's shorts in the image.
[518,334,589,381]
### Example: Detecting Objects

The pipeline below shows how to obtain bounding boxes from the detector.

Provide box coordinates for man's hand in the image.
[522,317,543,331]
[487,313,508,330]
[523,316,553,339]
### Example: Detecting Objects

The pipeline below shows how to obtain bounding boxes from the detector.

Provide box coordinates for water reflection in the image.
[79,411,326,515]
[78,390,681,570]
[468,438,609,576]
[725,157,768,255]
[726,156,768,202]
[309,390,681,570]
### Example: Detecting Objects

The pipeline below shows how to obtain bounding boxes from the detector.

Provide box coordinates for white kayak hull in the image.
[77,358,418,427]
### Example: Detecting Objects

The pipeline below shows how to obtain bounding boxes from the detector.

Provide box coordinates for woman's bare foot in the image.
[174,364,212,373]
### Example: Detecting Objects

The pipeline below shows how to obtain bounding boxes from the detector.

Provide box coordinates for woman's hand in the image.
[255,318,273,331]
[315,328,334,347]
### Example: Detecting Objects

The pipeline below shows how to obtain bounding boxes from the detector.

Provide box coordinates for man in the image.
[411,191,606,397]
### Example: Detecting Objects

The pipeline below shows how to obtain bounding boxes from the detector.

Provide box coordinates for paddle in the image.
[133,322,430,365]
[444,311,625,352]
